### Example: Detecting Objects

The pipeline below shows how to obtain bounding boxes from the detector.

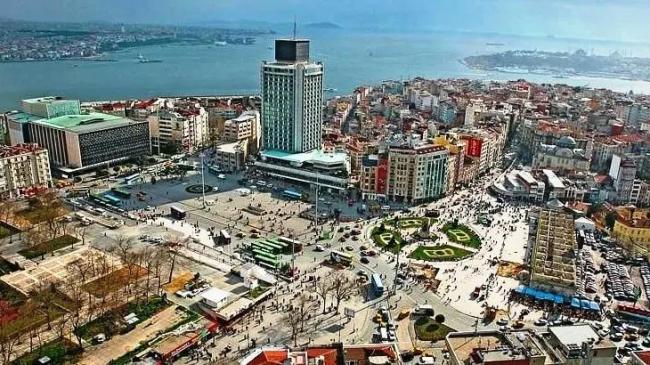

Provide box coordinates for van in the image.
[414,305,434,316]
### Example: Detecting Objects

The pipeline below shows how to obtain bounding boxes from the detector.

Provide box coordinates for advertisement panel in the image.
[466,137,483,158]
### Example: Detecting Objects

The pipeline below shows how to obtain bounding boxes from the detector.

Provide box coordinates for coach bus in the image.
[330,250,353,266]
[170,206,186,220]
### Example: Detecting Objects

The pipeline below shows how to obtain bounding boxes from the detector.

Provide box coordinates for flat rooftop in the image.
[4,110,43,124]
[543,169,565,189]
[261,149,348,166]
[31,112,141,133]
[447,333,523,363]
[548,325,613,350]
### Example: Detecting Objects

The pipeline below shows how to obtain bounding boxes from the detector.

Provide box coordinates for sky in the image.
[2,0,650,42]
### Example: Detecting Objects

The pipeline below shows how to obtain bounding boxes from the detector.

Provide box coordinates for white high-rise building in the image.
[261,39,323,153]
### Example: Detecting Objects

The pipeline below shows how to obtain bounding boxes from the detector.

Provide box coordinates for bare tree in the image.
[295,293,316,332]
[32,190,63,240]
[164,234,184,284]
[0,324,21,365]
[315,277,333,314]
[283,309,302,347]
[64,272,88,349]
[330,272,356,313]
[75,226,88,246]
[30,280,62,330]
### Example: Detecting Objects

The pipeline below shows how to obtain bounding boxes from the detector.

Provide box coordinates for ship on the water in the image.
[138,54,162,64]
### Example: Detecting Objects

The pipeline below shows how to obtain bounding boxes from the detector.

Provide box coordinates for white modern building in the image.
[261,39,323,153]
[0,144,52,198]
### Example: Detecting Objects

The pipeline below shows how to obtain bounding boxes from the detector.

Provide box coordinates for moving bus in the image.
[282,190,302,200]
[218,230,231,245]
[371,273,384,296]
[124,173,140,184]
[330,250,353,266]
[170,206,186,220]
[278,237,301,253]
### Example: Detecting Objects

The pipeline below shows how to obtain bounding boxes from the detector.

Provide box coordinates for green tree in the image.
[435,314,445,324]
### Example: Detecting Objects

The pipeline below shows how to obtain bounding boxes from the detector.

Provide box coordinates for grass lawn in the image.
[0,224,19,239]
[414,317,454,341]
[75,296,170,341]
[370,227,404,253]
[82,265,148,297]
[16,206,68,225]
[0,280,27,306]
[0,257,20,275]
[12,338,81,365]
[249,285,270,299]
[409,245,472,262]
[382,216,433,229]
[2,291,73,341]
[441,223,482,249]
[18,234,79,259]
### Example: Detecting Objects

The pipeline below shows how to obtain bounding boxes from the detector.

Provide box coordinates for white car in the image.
[218,174,226,179]
[314,245,324,252]
[175,290,192,298]
[418,356,435,365]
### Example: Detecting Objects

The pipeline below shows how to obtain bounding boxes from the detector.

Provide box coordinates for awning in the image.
[589,301,601,312]
[554,294,565,304]
[581,299,591,310]
[514,285,526,294]
[544,292,555,302]
[571,297,581,308]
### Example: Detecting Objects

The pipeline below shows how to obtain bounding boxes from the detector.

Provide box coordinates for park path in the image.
[78,306,184,365]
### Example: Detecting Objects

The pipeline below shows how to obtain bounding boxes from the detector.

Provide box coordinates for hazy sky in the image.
[3,0,650,42]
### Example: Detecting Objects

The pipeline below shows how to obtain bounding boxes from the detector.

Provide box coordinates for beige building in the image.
[148,108,209,154]
[222,111,261,155]
[0,144,52,198]
[214,140,248,172]
[528,209,577,295]
[386,143,448,204]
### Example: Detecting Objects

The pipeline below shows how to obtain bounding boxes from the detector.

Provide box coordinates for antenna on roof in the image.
[293,16,297,39]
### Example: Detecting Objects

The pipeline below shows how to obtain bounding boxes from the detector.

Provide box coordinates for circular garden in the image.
[185,184,214,194]
[370,216,480,262]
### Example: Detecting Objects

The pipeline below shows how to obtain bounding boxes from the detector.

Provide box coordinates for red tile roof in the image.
[247,350,288,365]
[635,350,650,364]
[307,347,339,365]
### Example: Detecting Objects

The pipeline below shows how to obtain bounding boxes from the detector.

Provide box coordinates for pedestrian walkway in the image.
[78,306,185,365]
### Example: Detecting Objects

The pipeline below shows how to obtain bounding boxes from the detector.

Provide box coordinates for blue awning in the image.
[571,297,581,308]
[514,285,526,294]
[533,290,546,300]
[554,294,565,304]
[581,299,591,309]
[542,292,555,301]
[589,301,601,311]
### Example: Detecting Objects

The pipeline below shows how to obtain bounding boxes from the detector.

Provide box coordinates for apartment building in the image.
[0,144,52,198]
[386,143,448,204]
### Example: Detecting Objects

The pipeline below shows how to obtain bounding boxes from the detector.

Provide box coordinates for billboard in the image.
[466,137,483,158]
